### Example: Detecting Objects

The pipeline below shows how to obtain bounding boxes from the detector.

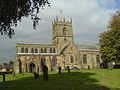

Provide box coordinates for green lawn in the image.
[0,69,120,90]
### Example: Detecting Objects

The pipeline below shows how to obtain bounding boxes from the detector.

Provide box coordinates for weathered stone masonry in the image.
[15,17,101,73]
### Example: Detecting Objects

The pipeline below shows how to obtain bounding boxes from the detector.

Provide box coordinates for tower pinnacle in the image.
[56,16,58,22]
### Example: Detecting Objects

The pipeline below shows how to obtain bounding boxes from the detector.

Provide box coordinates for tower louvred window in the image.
[63,27,66,37]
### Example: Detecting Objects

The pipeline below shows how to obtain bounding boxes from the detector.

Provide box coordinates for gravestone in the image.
[43,65,48,81]
[34,72,39,79]
[2,73,5,82]
[58,66,61,74]
[67,66,70,73]
[107,62,113,70]
[88,65,90,70]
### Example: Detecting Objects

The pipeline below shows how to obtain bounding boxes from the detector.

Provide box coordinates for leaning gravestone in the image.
[67,66,70,73]
[107,62,113,70]
[2,73,5,82]
[88,65,90,70]
[34,72,39,79]
[42,65,48,81]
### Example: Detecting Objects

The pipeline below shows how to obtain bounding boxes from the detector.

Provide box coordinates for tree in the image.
[0,0,50,38]
[99,11,120,64]
[9,61,14,71]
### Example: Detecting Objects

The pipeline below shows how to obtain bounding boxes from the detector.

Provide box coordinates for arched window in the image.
[29,63,36,73]
[53,48,56,53]
[25,48,28,53]
[31,48,34,53]
[35,48,38,53]
[51,56,57,67]
[40,48,43,53]
[50,48,52,53]
[63,27,66,37]
[96,55,100,63]
[21,47,24,53]
[83,54,87,64]
[70,56,74,63]
[44,48,47,53]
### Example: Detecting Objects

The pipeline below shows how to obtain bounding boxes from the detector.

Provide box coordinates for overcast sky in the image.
[0,0,120,64]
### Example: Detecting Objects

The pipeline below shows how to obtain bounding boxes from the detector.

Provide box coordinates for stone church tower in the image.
[52,17,82,69]
[15,17,101,74]
[52,17,74,51]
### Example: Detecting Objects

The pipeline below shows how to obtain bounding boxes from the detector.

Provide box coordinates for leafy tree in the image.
[2,63,8,68]
[9,61,14,70]
[0,0,50,38]
[99,11,120,64]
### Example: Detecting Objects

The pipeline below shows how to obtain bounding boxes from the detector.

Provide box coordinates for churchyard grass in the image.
[0,69,120,90]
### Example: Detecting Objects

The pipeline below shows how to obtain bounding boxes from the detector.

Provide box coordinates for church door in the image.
[29,63,36,73]
[51,56,57,71]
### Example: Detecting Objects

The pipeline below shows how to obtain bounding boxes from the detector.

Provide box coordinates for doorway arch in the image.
[18,59,22,73]
[29,63,36,73]
[51,56,57,71]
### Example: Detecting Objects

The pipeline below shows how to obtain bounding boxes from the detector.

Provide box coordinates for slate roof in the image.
[76,44,99,50]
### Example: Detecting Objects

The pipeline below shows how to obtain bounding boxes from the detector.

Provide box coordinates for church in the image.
[15,17,101,73]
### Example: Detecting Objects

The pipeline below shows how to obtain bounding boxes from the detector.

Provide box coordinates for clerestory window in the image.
[25,47,28,53]
[21,47,24,53]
